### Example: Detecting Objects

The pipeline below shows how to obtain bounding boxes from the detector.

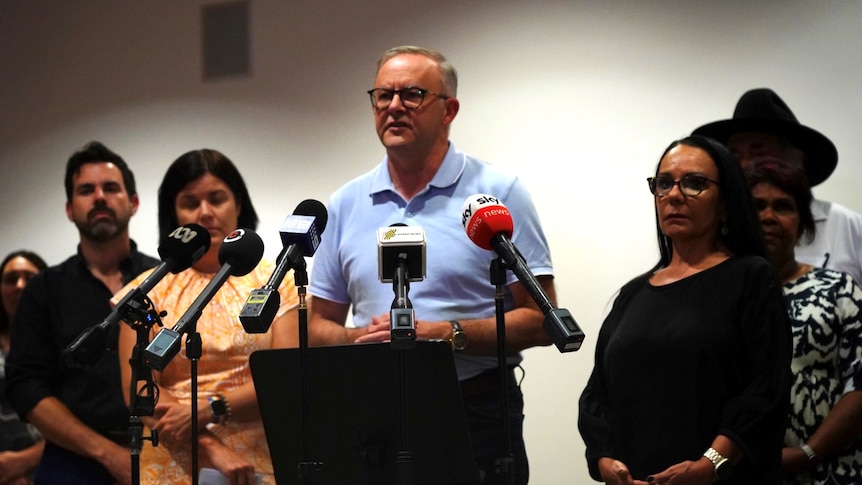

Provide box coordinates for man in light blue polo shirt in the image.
[308,45,556,485]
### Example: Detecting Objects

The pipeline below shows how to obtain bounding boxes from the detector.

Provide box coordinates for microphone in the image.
[239,199,328,333]
[63,224,211,367]
[461,194,585,352]
[143,228,264,370]
[377,224,426,283]
[377,224,426,348]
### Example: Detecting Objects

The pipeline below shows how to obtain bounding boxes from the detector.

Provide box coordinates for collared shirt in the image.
[309,143,554,379]
[4,242,159,435]
[796,198,862,285]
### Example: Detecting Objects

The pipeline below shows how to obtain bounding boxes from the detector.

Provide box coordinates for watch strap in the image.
[703,447,730,480]
[801,443,817,462]
[208,393,232,425]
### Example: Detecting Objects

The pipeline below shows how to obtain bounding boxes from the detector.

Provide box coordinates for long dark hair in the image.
[157,149,259,241]
[1,250,48,330]
[652,135,766,270]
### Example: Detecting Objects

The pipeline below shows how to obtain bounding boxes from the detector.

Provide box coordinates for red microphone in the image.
[460,194,585,352]
[461,194,514,251]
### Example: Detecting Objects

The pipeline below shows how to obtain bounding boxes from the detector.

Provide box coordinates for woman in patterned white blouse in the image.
[747,158,862,485]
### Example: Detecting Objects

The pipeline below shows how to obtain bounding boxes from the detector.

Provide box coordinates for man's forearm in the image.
[26,396,122,463]
[308,318,365,346]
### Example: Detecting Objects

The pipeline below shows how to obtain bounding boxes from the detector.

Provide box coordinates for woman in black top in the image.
[578,136,791,484]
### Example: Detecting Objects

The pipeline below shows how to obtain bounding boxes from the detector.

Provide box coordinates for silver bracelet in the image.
[800,443,817,462]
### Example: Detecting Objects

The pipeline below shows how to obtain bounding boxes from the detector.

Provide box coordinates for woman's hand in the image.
[200,434,257,485]
[152,401,195,447]
[643,458,714,485]
[598,457,651,485]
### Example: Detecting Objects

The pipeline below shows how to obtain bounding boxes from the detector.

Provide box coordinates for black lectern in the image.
[250,340,480,485]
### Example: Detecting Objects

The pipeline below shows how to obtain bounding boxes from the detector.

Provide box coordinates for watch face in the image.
[452,332,468,351]
[716,461,734,481]
[211,399,227,416]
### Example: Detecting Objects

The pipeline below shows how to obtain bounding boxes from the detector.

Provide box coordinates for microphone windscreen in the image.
[293,199,328,234]
[158,223,212,273]
[218,228,265,276]
[461,194,514,250]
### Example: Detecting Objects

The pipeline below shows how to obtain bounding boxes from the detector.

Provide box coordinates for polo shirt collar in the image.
[369,142,465,197]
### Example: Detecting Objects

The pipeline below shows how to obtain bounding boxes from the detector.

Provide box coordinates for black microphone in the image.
[377,224,426,348]
[63,224,211,367]
[143,228,264,370]
[462,194,585,353]
[239,199,328,333]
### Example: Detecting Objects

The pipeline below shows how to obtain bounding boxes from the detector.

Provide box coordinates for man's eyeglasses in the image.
[367,87,449,110]
[647,174,721,197]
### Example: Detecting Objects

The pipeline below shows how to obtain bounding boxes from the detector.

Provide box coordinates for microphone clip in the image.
[389,256,416,350]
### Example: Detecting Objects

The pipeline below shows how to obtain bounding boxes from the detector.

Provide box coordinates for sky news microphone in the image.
[63,224,211,368]
[239,199,328,333]
[461,194,585,352]
[144,228,264,370]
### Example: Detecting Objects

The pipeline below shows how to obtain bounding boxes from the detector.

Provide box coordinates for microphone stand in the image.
[490,258,515,485]
[186,327,203,485]
[390,258,416,485]
[292,254,322,483]
[122,295,163,485]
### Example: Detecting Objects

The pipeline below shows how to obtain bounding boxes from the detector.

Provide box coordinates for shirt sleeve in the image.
[577,277,643,480]
[4,274,58,419]
[716,259,792,465]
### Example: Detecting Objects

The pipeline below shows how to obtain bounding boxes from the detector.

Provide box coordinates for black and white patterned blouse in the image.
[783,268,862,485]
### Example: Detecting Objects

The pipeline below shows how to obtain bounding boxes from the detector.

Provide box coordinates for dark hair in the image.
[744,157,815,244]
[1,250,48,329]
[652,135,766,269]
[64,141,137,202]
[157,149,259,240]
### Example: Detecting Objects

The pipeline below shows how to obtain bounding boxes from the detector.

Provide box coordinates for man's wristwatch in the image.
[703,447,734,481]
[208,394,231,425]
[449,320,467,351]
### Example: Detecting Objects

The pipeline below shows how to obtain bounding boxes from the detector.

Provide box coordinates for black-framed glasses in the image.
[647,174,721,197]
[366,87,449,110]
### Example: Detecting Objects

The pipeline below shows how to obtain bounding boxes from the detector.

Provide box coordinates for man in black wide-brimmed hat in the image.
[693,87,862,284]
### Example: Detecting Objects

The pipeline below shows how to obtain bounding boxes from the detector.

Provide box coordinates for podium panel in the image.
[250,340,480,485]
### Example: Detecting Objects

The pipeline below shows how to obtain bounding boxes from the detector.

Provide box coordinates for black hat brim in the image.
[692,118,837,187]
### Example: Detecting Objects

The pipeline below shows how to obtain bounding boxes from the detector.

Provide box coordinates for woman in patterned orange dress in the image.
[116,149,299,485]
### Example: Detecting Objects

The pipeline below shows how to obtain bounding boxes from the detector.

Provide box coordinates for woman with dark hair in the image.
[579,136,791,484]
[746,158,862,485]
[116,149,298,485]
[1,250,47,484]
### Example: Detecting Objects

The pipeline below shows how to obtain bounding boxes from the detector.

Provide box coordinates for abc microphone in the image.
[377,224,426,348]
[461,194,585,352]
[143,228,264,370]
[239,199,328,333]
[63,224,211,367]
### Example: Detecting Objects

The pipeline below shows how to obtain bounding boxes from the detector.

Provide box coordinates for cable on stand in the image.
[121,294,164,485]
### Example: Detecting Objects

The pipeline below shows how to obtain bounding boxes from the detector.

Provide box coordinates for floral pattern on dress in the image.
[783,268,862,485]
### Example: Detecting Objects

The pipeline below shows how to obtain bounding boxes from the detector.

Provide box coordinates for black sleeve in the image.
[578,275,646,481]
[716,258,792,467]
[4,273,58,420]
